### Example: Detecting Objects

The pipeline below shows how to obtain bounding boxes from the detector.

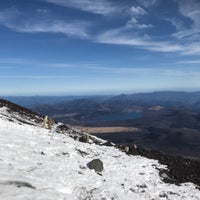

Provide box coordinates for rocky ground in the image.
[118,144,200,187]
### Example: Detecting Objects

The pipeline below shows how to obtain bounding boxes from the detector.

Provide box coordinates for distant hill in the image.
[3,91,200,112]
[106,91,200,107]
[31,91,200,123]
[0,95,112,108]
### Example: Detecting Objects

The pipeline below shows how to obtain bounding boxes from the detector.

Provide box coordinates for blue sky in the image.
[0,0,200,95]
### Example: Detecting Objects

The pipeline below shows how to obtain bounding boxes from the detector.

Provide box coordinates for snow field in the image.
[0,107,200,200]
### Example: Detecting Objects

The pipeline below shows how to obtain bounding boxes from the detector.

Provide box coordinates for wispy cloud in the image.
[165,18,186,32]
[126,18,153,29]
[41,60,200,78]
[176,60,200,64]
[77,65,200,78]
[172,0,200,40]
[1,57,199,79]
[97,29,200,55]
[0,58,108,70]
[127,5,153,30]
[136,0,158,8]
[13,20,90,38]
[130,6,147,16]
[43,0,121,16]
[95,1,200,56]
[4,57,200,81]
[93,0,200,55]
[177,0,200,27]
[0,8,90,38]
[0,58,27,64]
[177,42,200,55]
[0,75,78,79]
[1,1,200,56]
[96,27,184,53]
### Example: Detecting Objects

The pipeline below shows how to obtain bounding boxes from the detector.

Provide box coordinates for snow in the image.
[0,107,200,200]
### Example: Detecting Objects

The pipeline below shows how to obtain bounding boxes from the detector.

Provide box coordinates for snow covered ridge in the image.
[0,99,105,145]
[0,98,44,126]
[0,100,200,199]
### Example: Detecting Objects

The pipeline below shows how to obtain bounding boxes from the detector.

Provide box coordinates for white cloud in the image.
[44,0,120,16]
[12,20,90,38]
[1,2,200,56]
[97,30,200,55]
[0,8,90,39]
[126,18,153,29]
[177,60,200,64]
[166,18,186,32]
[178,0,200,26]
[172,28,200,40]
[172,0,200,40]
[96,27,184,53]
[136,0,158,8]
[130,6,147,16]
[181,43,200,55]
[69,64,200,78]
[126,5,153,30]
[95,3,200,57]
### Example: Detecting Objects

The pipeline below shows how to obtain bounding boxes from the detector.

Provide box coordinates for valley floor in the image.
[75,126,140,133]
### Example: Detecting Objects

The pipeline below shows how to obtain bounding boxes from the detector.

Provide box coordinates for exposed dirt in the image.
[75,126,140,133]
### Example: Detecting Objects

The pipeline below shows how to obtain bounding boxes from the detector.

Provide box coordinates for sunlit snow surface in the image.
[0,107,199,200]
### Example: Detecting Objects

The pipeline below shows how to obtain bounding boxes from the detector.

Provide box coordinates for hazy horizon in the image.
[1,89,200,97]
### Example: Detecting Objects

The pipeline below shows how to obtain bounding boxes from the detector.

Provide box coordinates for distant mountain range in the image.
[28,91,200,123]
[0,95,112,108]
[2,91,200,159]
[2,91,200,111]
[108,91,200,110]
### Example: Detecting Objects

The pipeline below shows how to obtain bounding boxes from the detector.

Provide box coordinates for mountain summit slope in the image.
[0,100,199,199]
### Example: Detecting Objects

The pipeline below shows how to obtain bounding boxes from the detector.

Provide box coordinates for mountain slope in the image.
[0,100,200,199]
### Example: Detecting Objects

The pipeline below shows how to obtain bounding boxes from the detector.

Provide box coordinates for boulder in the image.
[87,159,104,172]
[79,135,89,143]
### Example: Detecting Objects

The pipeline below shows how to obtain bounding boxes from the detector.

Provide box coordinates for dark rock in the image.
[137,184,147,188]
[76,148,89,157]
[62,152,69,156]
[1,181,35,189]
[87,159,104,172]
[79,165,87,169]
[57,124,70,132]
[73,136,80,141]
[79,135,88,143]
